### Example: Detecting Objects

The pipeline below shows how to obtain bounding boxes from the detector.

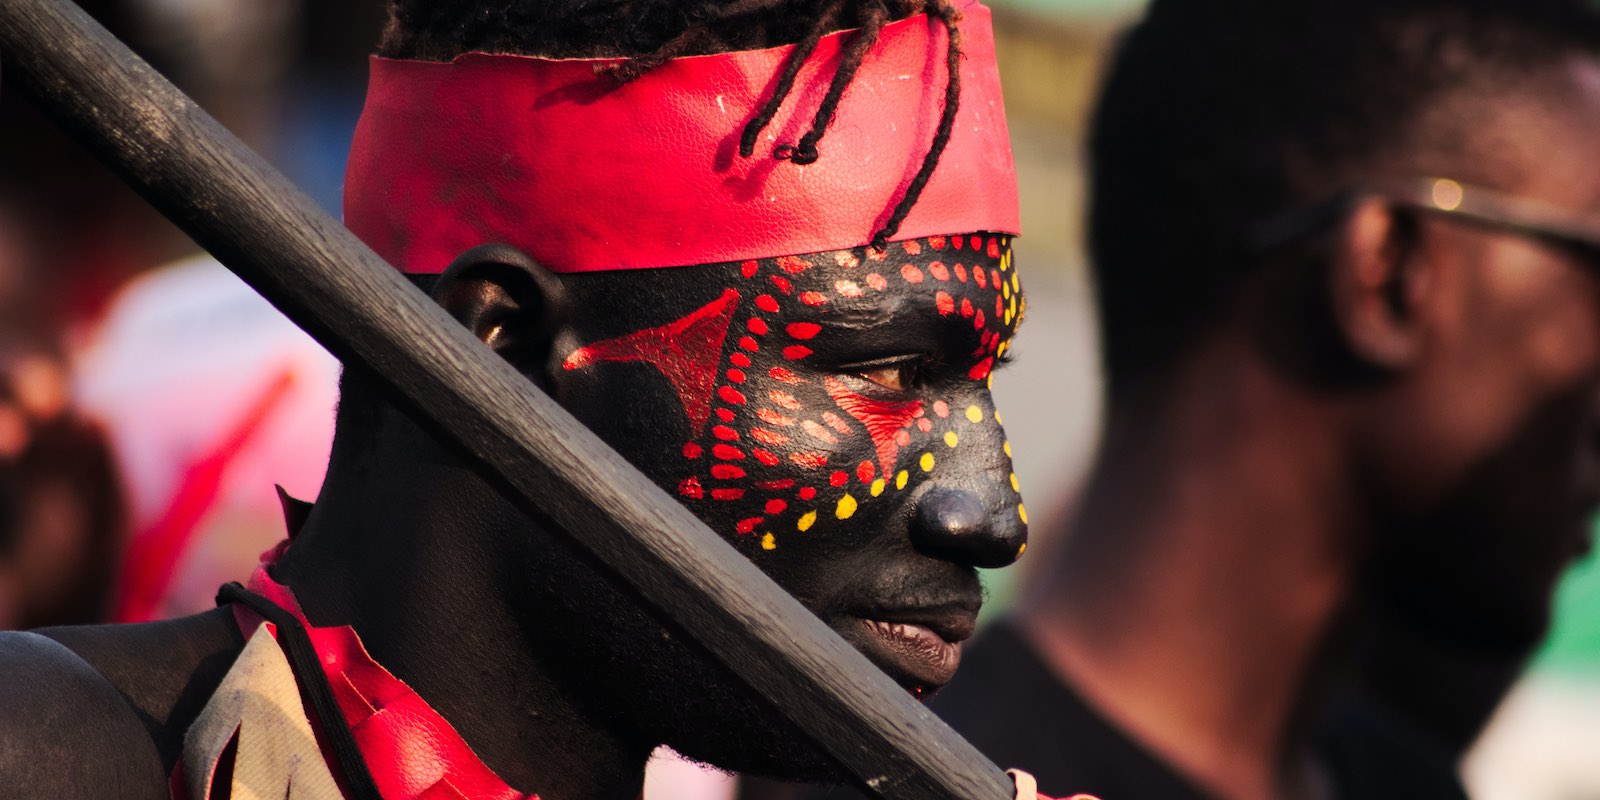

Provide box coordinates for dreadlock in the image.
[380,0,964,250]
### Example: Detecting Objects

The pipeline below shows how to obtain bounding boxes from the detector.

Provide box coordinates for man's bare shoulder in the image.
[0,630,167,799]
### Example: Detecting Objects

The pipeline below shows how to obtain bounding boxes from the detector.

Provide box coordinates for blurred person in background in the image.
[921,0,1600,798]
[0,0,348,625]
[0,205,125,630]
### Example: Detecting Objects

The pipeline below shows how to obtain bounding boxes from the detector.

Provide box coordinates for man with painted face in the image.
[918,0,1600,798]
[0,1,1052,799]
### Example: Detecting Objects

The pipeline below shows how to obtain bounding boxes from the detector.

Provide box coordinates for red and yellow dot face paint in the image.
[559,233,1025,559]
[342,0,1027,693]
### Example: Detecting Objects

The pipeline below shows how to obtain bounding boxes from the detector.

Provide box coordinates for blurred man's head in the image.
[319,0,1025,780]
[1088,0,1600,654]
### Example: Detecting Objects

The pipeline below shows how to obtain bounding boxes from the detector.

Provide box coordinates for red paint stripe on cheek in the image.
[713,444,745,460]
[753,449,781,466]
[712,488,746,501]
[783,346,813,361]
[712,464,747,480]
[791,453,828,469]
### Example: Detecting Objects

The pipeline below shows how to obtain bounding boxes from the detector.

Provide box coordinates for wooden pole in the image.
[0,2,1017,798]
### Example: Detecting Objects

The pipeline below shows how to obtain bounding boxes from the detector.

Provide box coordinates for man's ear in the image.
[432,244,567,385]
[1326,199,1433,371]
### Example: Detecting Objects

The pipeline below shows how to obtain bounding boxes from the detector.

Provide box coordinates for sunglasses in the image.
[1249,178,1600,265]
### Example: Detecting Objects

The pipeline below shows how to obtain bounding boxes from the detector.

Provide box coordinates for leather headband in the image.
[343,0,1018,275]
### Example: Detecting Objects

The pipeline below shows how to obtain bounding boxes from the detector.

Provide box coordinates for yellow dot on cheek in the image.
[966,405,983,423]
[994,410,1003,425]
[836,494,858,520]
[896,470,910,490]
[1004,441,1012,458]
[871,478,886,497]
[797,511,817,532]
[1010,473,1020,492]
[761,533,777,550]
[1017,542,1027,557]
[1018,504,1029,524]
[944,431,959,448]
[920,452,936,472]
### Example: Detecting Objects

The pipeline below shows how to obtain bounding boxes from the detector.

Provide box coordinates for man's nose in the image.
[909,486,1027,568]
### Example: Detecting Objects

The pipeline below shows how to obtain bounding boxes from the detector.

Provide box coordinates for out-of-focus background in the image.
[0,1,1593,797]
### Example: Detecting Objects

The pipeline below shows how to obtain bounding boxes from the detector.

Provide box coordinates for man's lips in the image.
[835,606,978,693]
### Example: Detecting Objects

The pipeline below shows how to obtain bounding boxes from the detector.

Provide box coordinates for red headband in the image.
[343,0,1018,275]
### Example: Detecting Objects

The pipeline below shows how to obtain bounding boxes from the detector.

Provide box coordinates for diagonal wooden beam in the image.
[0,1,1017,798]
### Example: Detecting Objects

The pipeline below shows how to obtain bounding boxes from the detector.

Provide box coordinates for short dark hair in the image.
[1087,0,1600,398]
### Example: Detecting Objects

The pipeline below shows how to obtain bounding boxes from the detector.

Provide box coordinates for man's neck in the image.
[1019,351,1364,800]
[274,452,649,800]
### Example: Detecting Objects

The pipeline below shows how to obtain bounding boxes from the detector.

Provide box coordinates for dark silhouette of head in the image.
[1088,0,1600,654]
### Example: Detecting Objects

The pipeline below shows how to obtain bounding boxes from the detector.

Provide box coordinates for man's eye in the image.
[858,363,920,392]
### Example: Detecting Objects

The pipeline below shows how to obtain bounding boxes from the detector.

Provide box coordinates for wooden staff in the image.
[0,1,1017,798]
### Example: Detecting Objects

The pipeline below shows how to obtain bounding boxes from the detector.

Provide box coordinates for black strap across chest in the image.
[216,581,385,800]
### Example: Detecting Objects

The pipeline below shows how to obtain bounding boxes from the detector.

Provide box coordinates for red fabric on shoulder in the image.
[344,0,1017,275]
[230,563,532,800]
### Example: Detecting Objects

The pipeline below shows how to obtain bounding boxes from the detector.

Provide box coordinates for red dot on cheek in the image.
[756,295,781,313]
[712,488,745,501]
[727,369,747,383]
[830,471,849,486]
[716,409,735,422]
[740,336,759,352]
[748,318,769,335]
[731,353,752,368]
[783,346,813,361]
[866,273,888,291]
[786,322,822,340]
[917,418,933,432]
[901,264,925,284]
[684,443,704,459]
[799,487,818,500]
[741,260,759,278]
[934,400,950,418]
[712,464,747,480]
[857,461,875,482]
[753,449,782,466]
[930,262,950,281]
[712,425,739,441]
[765,499,788,515]
[719,386,747,405]
[894,430,912,446]
[799,291,828,307]
[679,477,703,498]
[770,275,793,295]
[737,517,763,534]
